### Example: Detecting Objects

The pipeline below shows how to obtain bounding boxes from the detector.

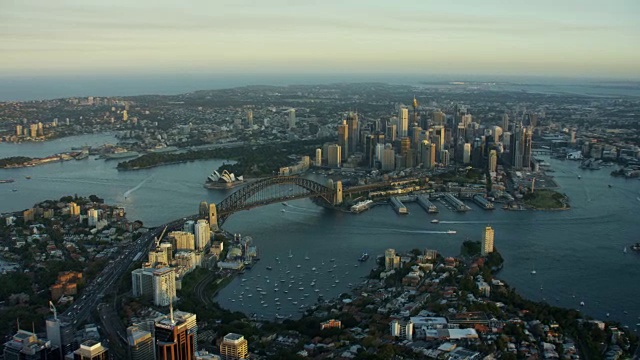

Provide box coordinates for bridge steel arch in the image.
[216,176,335,223]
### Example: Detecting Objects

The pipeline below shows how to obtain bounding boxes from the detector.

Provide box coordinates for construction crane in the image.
[154,226,168,247]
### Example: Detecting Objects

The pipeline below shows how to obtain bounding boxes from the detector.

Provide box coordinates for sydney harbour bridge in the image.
[211,176,390,225]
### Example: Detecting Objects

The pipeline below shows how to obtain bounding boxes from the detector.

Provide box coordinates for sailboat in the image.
[288,250,293,259]
[531,269,537,275]
[623,247,627,254]
[304,253,310,260]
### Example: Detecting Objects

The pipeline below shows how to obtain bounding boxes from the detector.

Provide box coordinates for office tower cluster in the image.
[320,99,538,174]
[4,308,109,360]
[132,205,219,307]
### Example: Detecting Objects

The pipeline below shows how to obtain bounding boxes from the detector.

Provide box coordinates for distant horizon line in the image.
[1,73,639,102]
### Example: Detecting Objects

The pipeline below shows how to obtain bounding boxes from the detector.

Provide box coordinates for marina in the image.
[217,255,374,320]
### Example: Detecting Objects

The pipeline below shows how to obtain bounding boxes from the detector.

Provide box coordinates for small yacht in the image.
[431,219,439,224]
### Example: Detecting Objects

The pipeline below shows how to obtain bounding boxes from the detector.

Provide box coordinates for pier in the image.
[416,195,439,213]
[442,194,471,212]
[472,194,494,210]
[390,197,409,215]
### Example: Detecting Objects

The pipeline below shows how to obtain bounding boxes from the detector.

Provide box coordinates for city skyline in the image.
[1,0,639,79]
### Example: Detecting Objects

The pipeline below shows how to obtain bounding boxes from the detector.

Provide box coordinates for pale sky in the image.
[1,0,639,78]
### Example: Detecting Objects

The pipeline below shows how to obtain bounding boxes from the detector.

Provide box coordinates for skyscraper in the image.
[155,310,197,360]
[489,150,498,173]
[46,308,75,358]
[386,123,397,142]
[441,150,450,167]
[314,148,322,167]
[432,110,445,127]
[127,326,155,360]
[522,127,533,169]
[152,267,176,307]
[502,113,509,131]
[511,122,523,169]
[346,112,359,155]
[420,141,436,169]
[337,120,349,160]
[398,107,409,137]
[194,220,210,251]
[220,333,248,360]
[381,145,395,171]
[400,137,411,163]
[327,144,341,167]
[481,226,494,256]
[73,340,109,360]
[462,143,471,164]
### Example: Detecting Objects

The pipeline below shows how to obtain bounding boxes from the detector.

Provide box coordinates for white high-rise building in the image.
[390,319,414,341]
[315,148,322,167]
[152,267,176,307]
[195,219,211,251]
[398,107,409,137]
[375,143,386,162]
[463,143,471,164]
[482,226,494,255]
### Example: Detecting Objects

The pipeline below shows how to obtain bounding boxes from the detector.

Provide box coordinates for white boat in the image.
[431,219,439,224]
[281,209,286,213]
[447,230,456,234]
[623,247,627,254]
[531,270,537,275]
[580,301,585,306]
[304,253,310,260]
[288,250,293,258]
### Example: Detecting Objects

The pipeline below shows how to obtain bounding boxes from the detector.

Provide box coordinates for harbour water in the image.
[1,134,639,327]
